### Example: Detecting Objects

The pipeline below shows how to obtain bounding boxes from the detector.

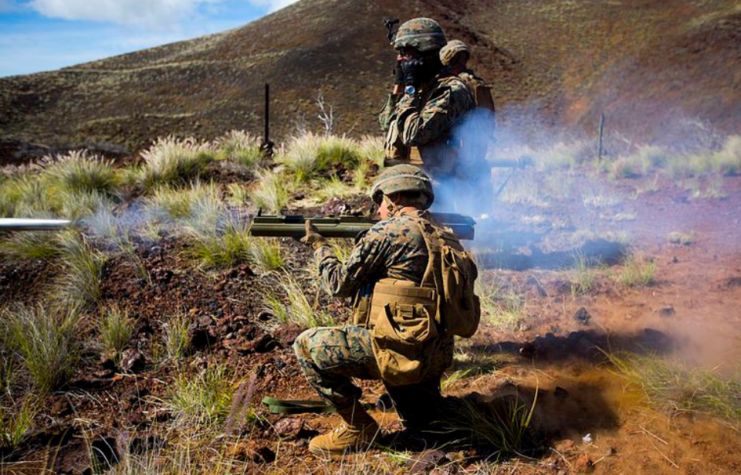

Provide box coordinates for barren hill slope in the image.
[0,0,739,161]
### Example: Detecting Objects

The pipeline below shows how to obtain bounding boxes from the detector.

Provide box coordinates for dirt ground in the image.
[1,173,740,474]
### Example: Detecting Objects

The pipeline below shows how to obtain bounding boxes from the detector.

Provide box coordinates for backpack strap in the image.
[404,215,448,329]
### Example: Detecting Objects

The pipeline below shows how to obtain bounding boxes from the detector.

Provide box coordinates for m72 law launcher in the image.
[249,213,476,240]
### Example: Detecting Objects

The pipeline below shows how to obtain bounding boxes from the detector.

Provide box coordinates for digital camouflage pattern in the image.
[293,325,379,410]
[293,325,454,427]
[369,164,434,206]
[294,210,456,425]
[313,211,431,297]
[393,18,447,52]
[380,73,474,176]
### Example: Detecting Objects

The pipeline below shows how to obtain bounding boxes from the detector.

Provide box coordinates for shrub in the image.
[215,130,262,169]
[41,151,118,195]
[251,170,290,213]
[137,136,215,190]
[712,135,741,176]
[1,304,81,393]
[281,132,325,182]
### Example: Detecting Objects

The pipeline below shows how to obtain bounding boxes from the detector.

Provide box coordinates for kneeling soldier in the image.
[294,164,480,455]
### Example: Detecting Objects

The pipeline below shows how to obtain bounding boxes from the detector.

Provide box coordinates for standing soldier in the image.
[379,18,475,180]
[439,39,496,117]
[293,165,481,455]
[439,39,498,218]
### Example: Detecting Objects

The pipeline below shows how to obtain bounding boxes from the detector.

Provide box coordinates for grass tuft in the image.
[52,230,106,309]
[0,231,62,262]
[615,253,656,287]
[100,305,135,363]
[164,313,191,361]
[608,353,741,425]
[249,238,286,272]
[41,151,119,195]
[264,274,333,327]
[251,170,290,213]
[187,217,251,270]
[167,365,234,427]
[215,130,262,169]
[475,278,526,331]
[1,304,80,394]
[571,252,597,296]
[137,136,215,190]
[0,396,38,449]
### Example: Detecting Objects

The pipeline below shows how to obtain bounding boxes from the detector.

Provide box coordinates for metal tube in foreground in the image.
[0,219,72,231]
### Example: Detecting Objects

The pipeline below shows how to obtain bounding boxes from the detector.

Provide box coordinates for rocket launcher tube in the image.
[0,218,72,231]
[249,213,476,240]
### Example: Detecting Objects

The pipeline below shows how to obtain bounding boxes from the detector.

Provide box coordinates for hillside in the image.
[0,0,740,162]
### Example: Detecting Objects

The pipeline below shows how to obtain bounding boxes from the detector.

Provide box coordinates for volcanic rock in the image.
[120,348,146,373]
[574,307,591,325]
[407,450,450,474]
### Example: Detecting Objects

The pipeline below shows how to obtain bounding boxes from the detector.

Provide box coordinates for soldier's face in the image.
[397,47,422,62]
[378,197,391,220]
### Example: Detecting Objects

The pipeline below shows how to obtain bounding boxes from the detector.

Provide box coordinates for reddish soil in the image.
[1,171,740,473]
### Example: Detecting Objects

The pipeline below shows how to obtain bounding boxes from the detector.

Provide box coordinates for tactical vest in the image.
[352,215,480,386]
[458,71,496,114]
[384,75,467,177]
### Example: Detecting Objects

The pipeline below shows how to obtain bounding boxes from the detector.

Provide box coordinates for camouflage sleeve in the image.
[396,82,474,146]
[314,227,390,298]
[379,94,401,132]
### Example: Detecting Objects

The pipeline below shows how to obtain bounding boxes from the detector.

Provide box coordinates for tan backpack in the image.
[413,217,481,338]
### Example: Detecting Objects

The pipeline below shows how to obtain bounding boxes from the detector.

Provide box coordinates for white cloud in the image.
[26,0,299,27]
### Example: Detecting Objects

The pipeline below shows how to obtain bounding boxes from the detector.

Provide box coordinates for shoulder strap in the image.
[405,215,443,290]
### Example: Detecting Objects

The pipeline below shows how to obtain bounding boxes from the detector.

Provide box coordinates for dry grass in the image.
[215,129,263,169]
[608,353,741,426]
[264,274,334,327]
[40,151,119,196]
[251,169,291,213]
[100,305,135,363]
[136,136,215,190]
[1,304,81,394]
[51,230,106,309]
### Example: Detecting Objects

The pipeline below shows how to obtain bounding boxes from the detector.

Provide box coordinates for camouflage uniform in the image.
[293,210,454,428]
[379,18,475,179]
[380,73,474,178]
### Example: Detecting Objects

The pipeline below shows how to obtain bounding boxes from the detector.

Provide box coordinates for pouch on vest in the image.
[372,301,438,386]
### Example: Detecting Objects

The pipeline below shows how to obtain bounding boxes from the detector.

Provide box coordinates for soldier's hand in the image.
[394,62,405,86]
[300,219,327,249]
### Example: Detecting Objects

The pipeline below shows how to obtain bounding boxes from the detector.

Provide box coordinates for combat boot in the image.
[309,404,380,455]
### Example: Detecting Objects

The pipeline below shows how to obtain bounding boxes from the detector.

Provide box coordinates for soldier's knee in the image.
[293,329,314,362]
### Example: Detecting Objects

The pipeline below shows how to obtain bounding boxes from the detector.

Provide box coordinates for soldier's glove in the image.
[300,219,327,250]
[400,58,425,90]
[393,61,405,86]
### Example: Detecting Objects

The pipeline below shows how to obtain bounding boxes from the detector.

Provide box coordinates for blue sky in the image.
[0,0,299,77]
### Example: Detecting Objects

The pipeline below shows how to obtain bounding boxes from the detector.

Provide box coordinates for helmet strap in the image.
[382,195,402,217]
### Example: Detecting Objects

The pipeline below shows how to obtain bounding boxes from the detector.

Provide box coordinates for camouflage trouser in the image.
[293,325,447,429]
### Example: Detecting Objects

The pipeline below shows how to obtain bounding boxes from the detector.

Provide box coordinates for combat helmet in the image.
[370,165,434,208]
[440,39,470,66]
[393,18,447,53]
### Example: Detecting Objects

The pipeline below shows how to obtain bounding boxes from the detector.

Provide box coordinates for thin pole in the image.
[597,113,605,161]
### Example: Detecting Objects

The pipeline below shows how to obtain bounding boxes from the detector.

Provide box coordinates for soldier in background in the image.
[379,18,474,180]
[440,40,496,117]
[439,39,498,218]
